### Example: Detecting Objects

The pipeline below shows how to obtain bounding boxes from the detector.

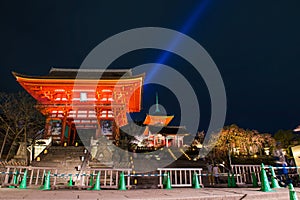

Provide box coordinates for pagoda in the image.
[13,68,144,146]
[143,94,174,127]
[140,94,189,149]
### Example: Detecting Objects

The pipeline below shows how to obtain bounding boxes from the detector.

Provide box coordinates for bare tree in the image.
[0,92,45,162]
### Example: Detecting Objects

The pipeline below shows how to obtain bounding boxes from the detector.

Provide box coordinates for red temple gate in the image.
[13,68,144,145]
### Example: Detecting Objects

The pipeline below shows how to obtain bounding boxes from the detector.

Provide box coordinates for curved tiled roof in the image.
[12,67,143,80]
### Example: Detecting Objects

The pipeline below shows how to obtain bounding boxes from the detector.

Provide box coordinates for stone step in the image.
[32,146,86,175]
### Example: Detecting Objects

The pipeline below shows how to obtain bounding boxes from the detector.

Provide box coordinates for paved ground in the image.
[0,187,299,200]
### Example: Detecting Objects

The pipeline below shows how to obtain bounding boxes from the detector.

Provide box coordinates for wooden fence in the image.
[2,166,58,187]
[157,168,203,188]
[79,168,132,189]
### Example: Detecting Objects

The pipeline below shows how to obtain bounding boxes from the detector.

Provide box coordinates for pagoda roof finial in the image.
[155,92,160,113]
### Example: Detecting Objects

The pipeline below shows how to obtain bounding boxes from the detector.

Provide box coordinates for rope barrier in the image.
[267,166,300,170]
[0,171,26,175]
[126,174,163,177]
[0,171,243,177]
[2,170,280,180]
[199,173,242,177]
[1,170,272,179]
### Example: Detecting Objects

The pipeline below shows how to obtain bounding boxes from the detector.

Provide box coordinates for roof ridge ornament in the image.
[155,92,160,113]
[50,67,132,74]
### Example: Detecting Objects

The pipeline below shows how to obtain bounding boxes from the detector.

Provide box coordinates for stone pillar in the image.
[13,142,28,163]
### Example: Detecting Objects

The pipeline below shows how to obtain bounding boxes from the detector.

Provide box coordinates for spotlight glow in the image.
[145,0,211,84]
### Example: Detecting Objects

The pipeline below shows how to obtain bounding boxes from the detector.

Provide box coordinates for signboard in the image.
[291,145,300,174]
[49,120,62,144]
[101,120,113,136]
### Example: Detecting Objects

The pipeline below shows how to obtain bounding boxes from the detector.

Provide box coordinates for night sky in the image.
[1,1,300,134]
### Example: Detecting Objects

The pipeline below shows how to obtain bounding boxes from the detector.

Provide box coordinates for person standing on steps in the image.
[213,164,220,185]
[282,160,290,186]
[206,162,214,185]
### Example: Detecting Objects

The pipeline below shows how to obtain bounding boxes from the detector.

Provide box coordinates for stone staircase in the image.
[32,146,86,175]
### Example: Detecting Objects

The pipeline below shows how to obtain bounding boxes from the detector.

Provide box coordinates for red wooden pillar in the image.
[44,117,51,138]
[60,115,67,145]
[113,121,119,141]
[162,137,165,146]
[95,118,101,138]
[71,126,76,145]
[67,121,72,146]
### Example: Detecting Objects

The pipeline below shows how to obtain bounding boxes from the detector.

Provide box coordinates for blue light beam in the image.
[145,0,212,84]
